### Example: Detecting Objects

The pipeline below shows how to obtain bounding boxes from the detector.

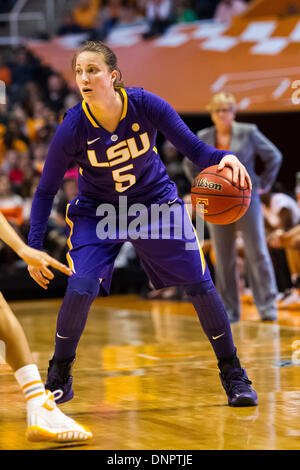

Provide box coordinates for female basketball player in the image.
[28,41,257,407]
[0,211,92,442]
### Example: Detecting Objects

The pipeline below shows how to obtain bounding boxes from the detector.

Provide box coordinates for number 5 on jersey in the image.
[87,132,150,193]
[112,165,136,193]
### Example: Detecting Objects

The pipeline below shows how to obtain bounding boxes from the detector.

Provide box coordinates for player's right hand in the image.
[218,155,252,190]
[23,247,72,289]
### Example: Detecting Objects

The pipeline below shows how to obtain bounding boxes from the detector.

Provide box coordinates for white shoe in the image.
[26,390,93,443]
[278,290,300,309]
[276,291,289,302]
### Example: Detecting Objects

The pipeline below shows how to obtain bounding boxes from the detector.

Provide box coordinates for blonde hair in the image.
[206,92,237,113]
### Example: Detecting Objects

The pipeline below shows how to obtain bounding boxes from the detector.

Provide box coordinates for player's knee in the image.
[0,292,11,335]
[184,279,215,296]
[68,277,100,298]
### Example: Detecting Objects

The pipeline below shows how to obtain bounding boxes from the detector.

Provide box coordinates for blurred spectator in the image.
[31,139,50,175]
[63,92,81,115]
[9,47,36,100]
[22,175,41,229]
[92,0,127,41]
[3,118,29,153]
[42,107,59,133]
[44,73,70,114]
[280,225,300,251]
[262,190,300,308]
[0,128,5,164]
[161,140,189,197]
[19,158,35,200]
[0,101,9,125]
[73,0,101,30]
[8,151,27,194]
[113,241,148,295]
[24,101,46,142]
[214,0,247,24]
[175,0,198,22]
[55,178,79,230]
[161,140,182,177]
[10,102,47,145]
[0,174,24,227]
[0,102,10,164]
[142,0,174,39]
[47,177,79,261]
[114,3,146,28]
[1,150,17,174]
[194,0,220,20]
[57,11,84,36]
[25,110,56,178]
[20,82,43,116]
[262,191,300,233]
[1,149,31,195]
[0,54,11,86]
[0,173,24,271]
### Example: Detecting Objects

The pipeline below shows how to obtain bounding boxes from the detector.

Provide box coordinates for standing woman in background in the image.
[183,92,282,323]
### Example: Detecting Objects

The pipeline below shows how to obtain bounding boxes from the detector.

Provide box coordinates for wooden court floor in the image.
[1,294,300,450]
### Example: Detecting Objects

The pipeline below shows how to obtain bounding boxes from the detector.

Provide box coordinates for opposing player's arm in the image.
[0,211,72,281]
[0,211,28,254]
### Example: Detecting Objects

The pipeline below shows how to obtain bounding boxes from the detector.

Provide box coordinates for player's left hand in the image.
[218,155,252,190]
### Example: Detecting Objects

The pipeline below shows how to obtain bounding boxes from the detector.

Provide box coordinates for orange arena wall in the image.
[28,2,300,114]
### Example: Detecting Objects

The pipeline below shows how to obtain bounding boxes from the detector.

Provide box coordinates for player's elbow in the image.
[35,185,57,200]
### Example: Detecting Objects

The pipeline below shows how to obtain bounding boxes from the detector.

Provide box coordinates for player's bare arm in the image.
[0,212,71,290]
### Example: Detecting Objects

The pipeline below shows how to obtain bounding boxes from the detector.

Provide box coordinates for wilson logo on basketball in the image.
[194,177,222,191]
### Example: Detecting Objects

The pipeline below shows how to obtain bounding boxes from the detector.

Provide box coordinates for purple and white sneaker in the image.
[45,357,75,404]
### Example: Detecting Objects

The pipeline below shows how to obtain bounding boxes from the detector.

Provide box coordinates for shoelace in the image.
[47,372,69,401]
[53,389,64,401]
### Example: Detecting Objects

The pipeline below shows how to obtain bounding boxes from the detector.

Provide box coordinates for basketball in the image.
[191,164,251,225]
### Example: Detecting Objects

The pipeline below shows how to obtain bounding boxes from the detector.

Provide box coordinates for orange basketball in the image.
[191,164,251,225]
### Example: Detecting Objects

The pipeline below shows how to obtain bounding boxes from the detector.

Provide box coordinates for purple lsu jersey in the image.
[28,87,232,293]
[29,87,230,250]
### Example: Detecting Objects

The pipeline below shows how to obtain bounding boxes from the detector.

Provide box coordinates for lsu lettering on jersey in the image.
[29,87,230,250]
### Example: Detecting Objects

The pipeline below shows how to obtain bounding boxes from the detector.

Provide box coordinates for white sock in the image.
[14,364,47,408]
